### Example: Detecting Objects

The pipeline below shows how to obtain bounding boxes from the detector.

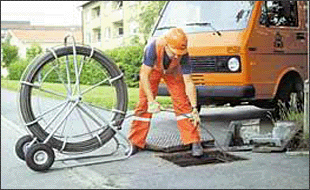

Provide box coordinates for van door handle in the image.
[296,33,305,40]
[248,47,257,51]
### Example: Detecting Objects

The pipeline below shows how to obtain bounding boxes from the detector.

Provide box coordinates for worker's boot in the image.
[125,145,142,156]
[191,142,203,157]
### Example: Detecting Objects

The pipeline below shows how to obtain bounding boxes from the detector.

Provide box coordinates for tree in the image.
[1,41,19,68]
[139,1,167,44]
[26,43,43,61]
[129,35,141,46]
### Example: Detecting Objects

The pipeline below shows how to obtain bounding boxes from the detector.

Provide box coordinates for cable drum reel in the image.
[15,34,131,171]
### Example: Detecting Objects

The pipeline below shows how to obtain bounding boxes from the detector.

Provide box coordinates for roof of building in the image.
[1,21,81,31]
[9,29,83,43]
[80,1,94,7]
[1,21,31,25]
[1,21,31,30]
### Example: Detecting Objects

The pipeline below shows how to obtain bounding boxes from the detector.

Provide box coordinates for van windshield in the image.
[153,1,255,36]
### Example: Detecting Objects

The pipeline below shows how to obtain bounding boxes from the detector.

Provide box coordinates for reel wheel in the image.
[15,135,35,161]
[25,143,55,172]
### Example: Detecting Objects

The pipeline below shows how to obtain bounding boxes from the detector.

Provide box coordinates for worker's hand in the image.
[147,101,161,114]
[191,107,200,127]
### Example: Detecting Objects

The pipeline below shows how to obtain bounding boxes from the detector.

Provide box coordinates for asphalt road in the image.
[1,88,309,189]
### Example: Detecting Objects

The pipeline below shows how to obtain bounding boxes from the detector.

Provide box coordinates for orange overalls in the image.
[128,37,201,148]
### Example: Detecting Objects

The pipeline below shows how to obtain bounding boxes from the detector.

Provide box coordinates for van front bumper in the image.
[158,84,255,99]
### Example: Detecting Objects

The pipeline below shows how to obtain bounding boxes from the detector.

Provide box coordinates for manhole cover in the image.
[146,140,215,153]
[158,150,248,167]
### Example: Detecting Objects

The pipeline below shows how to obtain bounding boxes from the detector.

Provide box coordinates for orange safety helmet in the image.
[164,28,188,56]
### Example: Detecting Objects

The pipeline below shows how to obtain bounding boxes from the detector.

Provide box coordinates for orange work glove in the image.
[191,108,200,127]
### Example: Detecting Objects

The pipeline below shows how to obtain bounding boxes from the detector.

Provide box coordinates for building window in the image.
[113,21,123,37]
[113,1,123,10]
[93,29,101,43]
[92,6,101,19]
[104,27,111,39]
[86,32,91,44]
[118,27,124,36]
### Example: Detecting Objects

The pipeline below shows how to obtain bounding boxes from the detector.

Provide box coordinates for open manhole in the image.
[158,149,249,167]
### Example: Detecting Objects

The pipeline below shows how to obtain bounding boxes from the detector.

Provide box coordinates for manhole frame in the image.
[157,148,249,167]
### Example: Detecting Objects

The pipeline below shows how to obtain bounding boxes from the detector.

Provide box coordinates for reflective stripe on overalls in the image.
[128,37,201,148]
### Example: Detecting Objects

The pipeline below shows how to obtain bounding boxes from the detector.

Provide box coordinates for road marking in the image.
[286,151,309,156]
[1,115,26,135]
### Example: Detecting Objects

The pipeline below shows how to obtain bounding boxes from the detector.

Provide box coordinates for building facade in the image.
[81,1,150,50]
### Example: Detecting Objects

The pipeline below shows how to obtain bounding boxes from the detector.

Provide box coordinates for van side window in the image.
[260,1,298,27]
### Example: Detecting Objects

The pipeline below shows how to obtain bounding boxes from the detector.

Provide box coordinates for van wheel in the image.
[253,100,275,109]
[273,79,304,120]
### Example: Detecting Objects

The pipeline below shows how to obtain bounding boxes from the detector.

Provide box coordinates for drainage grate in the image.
[158,150,248,167]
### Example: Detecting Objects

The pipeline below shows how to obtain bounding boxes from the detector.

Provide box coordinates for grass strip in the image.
[1,79,173,110]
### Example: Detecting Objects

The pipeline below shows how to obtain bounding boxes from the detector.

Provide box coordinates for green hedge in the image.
[7,59,29,80]
[105,45,144,87]
[1,41,19,68]
[33,57,108,85]
[7,45,145,87]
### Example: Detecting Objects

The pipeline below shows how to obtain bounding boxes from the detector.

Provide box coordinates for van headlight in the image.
[227,57,240,72]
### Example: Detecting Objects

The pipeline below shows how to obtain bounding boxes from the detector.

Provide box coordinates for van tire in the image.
[253,100,275,109]
[273,77,304,120]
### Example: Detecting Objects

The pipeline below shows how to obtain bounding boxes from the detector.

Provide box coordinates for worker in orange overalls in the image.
[127,28,203,157]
